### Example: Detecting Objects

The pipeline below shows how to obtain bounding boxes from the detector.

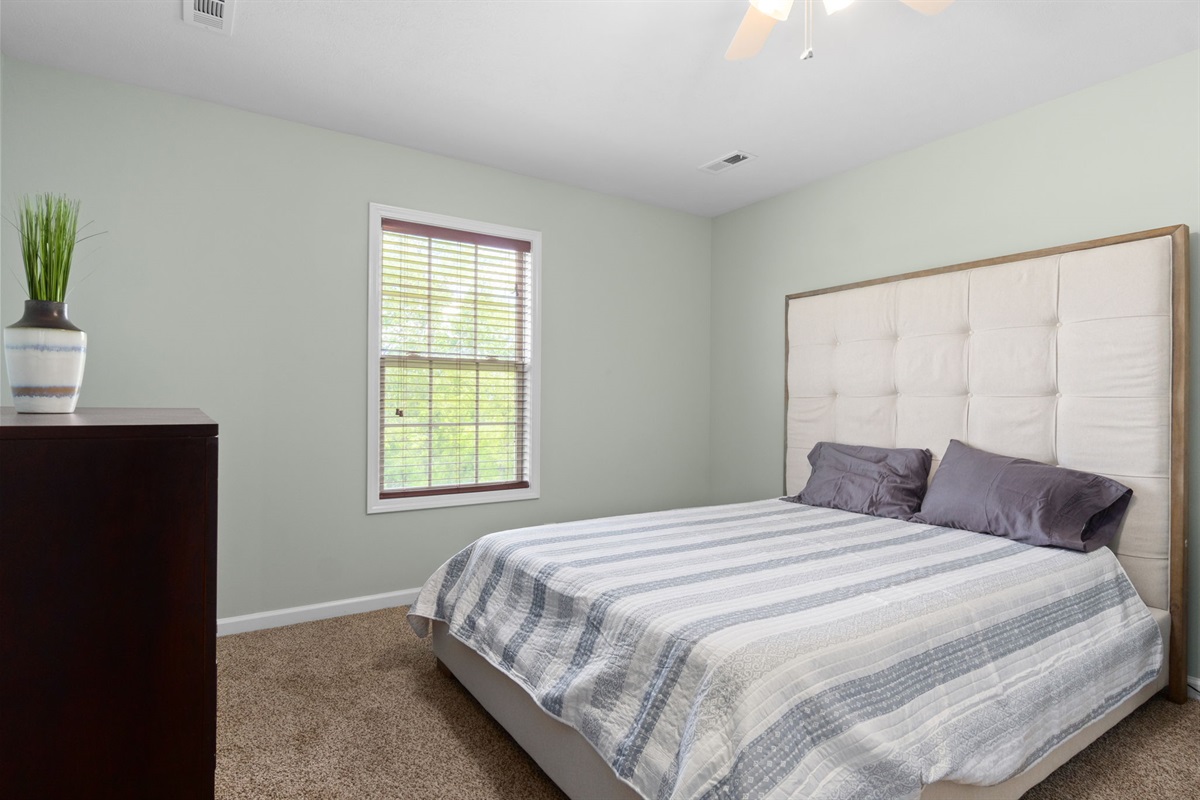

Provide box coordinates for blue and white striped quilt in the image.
[408,499,1162,800]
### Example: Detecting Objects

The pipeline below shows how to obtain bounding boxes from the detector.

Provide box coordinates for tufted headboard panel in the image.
[785,226,1189,700]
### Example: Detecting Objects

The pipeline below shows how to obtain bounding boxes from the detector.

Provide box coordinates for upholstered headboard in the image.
[785,225,1189,701]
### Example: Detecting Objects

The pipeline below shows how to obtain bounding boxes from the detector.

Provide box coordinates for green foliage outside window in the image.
[379,233,529,492]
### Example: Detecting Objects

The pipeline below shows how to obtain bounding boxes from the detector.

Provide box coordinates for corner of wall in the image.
[704,213,719,506]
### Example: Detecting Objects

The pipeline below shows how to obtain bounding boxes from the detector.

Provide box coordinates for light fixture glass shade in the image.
[823,0,855,14]
[899,0,954,14]
[750,0,794,22]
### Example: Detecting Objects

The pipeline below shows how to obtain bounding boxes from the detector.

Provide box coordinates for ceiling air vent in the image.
[699,151,757,174]
[183,0,234,35]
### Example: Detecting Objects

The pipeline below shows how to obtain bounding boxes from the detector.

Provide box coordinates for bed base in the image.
[432,611,1170,800]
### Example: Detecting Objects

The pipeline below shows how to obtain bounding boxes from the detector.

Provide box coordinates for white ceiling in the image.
[1,1,1197,217]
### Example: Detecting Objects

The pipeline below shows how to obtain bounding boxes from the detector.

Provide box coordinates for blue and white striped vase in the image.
[4,300,87,413]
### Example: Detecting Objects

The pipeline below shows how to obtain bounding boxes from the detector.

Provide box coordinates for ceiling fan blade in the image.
[725,5,779,61]
[898,0,955,14]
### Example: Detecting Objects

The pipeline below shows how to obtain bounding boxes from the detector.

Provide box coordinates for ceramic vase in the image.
[4,300,87,413]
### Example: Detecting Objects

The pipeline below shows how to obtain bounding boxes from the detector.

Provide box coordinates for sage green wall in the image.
[1,15,4,306]
[0,57,713,618]
[709,50,1200,677]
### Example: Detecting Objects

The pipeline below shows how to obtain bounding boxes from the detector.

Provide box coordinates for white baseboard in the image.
[217,587,422,636]
[1188,675,1200,701]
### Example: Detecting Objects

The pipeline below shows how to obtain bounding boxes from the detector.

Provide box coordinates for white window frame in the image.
[366,203,541,513]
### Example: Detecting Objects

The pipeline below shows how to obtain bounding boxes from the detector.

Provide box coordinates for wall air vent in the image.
[699,151,757,174]
[183,0,234,35]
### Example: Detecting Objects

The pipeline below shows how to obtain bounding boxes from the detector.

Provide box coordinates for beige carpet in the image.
[217,607,1199,799]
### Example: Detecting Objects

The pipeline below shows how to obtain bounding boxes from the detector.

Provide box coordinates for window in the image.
[367,204,539,513]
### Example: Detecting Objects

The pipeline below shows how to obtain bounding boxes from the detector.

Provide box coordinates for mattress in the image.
[408,499,1162,800]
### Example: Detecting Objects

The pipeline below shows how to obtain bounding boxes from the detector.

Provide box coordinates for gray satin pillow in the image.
[796,442,932,521]
[911,439,1132,552]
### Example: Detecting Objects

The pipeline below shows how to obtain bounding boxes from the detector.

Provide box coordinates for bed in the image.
[409,224,1190,800]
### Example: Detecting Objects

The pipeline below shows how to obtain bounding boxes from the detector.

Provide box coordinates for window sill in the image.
[367,485,539,514]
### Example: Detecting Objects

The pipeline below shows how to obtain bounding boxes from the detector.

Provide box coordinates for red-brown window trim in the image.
[381,218,532,253]
[380,480,531,500]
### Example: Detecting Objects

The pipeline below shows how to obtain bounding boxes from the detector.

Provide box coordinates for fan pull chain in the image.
[802,0,814,59]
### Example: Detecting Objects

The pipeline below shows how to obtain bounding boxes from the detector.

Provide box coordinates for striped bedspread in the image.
[408,499,1162,800]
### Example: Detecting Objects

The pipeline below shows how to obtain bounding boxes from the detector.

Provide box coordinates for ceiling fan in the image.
[726,0,956,61]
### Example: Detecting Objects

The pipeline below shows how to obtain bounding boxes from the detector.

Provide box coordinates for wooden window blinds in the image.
[377,217,532,499]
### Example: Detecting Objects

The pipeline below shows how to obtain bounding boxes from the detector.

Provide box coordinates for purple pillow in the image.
[911,440,1132,552]
[796,442,932,521]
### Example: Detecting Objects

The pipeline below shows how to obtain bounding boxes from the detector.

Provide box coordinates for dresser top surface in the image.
[1,407,217,439]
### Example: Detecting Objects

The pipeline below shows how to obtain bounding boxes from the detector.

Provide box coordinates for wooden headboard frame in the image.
[784,225,1190,703]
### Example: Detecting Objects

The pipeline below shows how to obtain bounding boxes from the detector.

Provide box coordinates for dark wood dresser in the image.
[0,408,217,799]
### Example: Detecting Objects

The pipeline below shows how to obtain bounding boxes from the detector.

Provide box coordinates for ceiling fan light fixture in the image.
[749,0,795,22]
[725,0,956,62]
